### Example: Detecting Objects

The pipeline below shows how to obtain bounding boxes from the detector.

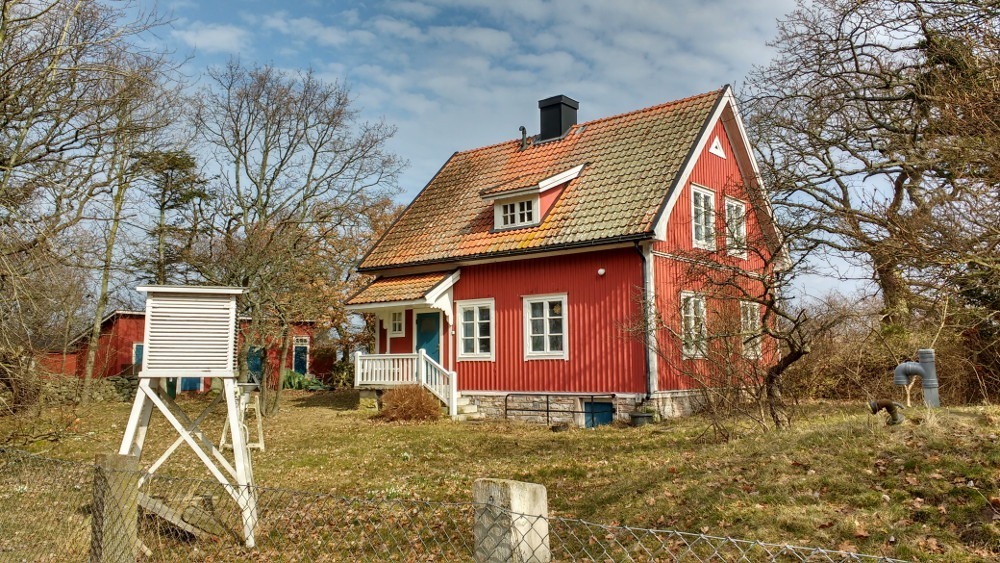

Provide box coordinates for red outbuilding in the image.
[347,87,782,425]
[43,310,326,392]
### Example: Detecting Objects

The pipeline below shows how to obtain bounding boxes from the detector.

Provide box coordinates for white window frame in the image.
[388,311,404,337]
[495,196,539,229]
[523,293,568,360]
[456,298,495,361]
[681,291,707,359]
[691,185,716,250]
[725,197,747,258]
[740,300,762,359]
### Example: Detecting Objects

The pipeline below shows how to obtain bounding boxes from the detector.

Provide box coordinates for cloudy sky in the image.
[160,0,797,200]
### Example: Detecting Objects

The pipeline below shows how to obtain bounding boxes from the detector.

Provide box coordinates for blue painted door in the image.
[133,343,144,366]
[247,347,264,384]
[415,312,440,363]
[293,345,308,374]
[584,401,614,428]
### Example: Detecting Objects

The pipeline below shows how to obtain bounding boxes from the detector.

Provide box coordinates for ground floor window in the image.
[523,294,568,360]
[681,291,707,358]
[457,299,494,360]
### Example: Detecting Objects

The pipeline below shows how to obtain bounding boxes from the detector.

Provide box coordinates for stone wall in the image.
[467,394,642,425]
[35,374,134,405]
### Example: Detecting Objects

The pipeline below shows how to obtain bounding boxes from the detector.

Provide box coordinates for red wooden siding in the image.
[387,310,414,354]
[452,247,646,393]
[653,118,776,390]
[654,118,769,272]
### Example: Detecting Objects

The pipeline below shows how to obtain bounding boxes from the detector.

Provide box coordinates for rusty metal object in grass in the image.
[869,399,905,426]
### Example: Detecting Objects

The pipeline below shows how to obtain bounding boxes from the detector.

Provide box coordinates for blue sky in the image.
[159,0,797,201]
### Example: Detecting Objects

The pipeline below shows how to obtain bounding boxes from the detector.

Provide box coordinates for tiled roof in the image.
[346,272,455,305]
[360,89,724,271]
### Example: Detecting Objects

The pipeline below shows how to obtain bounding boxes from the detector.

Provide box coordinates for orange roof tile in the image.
[360,89,724,271]
[347,272,454,306]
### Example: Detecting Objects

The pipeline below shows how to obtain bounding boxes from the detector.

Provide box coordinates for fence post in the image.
[473,478,550,563]
[91,453,140,563]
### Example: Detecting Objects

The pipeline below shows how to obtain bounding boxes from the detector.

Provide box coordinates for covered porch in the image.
[347,271,468,418]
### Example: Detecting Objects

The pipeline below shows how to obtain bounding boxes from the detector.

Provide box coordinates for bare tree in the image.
[743,0,1000,326]
[0,0,175,407]
[190,60,403,414]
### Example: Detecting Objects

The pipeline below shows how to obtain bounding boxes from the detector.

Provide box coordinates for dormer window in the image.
[500,198,536,228]
[484,164,586,231]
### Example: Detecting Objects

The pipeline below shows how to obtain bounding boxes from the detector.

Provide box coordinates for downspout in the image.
[892,348,940,407]
[634,241,656,399]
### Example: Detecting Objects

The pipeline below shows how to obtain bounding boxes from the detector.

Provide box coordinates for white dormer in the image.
[483,164,585,231]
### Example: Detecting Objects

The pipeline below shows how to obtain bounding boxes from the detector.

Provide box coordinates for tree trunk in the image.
[872,252,910,327]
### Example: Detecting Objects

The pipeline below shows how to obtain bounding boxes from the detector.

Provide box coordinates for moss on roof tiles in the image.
[360,89,722,271]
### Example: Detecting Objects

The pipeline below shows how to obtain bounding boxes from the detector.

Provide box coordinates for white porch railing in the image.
[354,349,459,417]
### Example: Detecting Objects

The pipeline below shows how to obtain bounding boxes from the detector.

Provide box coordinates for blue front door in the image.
[247,347,264,384]
[415,312,440,363]
[293,345,308,374]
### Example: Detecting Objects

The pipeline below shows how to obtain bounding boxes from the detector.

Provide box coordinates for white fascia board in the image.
[481,164,585,203]
[425,270,460,325]
[538,163,585,192]
[137,285,246,295]
[345,299,426,312]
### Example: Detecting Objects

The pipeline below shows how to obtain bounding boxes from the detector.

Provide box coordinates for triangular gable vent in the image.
[708,135,726,159]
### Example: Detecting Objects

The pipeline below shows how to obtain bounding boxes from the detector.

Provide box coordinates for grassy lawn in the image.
[3,390,999,561]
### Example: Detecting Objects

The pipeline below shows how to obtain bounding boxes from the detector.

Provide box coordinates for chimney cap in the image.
[538,95,579,110]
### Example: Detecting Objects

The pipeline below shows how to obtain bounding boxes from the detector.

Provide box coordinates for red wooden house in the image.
[347,87,781,424]
[43,310,325,392]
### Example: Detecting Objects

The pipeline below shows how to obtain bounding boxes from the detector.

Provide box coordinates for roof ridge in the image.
[451,87,726,158]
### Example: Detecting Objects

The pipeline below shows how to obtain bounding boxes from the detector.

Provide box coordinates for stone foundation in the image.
[462,389,704,426]
[646,389,704,418]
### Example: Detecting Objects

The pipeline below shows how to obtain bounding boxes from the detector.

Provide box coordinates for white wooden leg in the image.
[224,378,257,547]
[119,382,154,457]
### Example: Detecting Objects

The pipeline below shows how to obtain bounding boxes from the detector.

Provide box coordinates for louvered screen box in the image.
[136,286,246,379]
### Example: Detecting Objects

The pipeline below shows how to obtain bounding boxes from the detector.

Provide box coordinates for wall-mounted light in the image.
[597,268,606,276]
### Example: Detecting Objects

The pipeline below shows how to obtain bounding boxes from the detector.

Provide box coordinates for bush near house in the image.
[376,385,442,422]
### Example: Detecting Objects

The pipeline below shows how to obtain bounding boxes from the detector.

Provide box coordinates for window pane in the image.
[463,322,473,338]
[531,319,544,335]
[462,339,474,354]
[478,338,490,354]
[479,322,490,337]
[548,318,562,335]
[549,335,563,351]
[463,308,473,322]
[478,307,490,321]
[547,301,559,316]
[531,335,545,351]
[530,302,543,318]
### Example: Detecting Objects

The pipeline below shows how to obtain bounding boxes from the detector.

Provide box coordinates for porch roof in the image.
[346,271,457,307]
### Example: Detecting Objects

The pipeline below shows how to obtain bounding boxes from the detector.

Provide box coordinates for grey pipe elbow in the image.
[894,362,925,386]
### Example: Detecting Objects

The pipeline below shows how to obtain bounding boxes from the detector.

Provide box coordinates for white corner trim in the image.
[538,163,585,192]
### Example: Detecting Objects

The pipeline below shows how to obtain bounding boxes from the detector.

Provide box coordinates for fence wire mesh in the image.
[0,449,907,562]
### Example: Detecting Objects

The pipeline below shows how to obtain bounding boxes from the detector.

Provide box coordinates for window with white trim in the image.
[457,299,494,360]
[496,197,537,229]
[725,198,747,257]
[524,294,567,359]
[388,311,404,337]
[740,301,762,359]
[692,186,715,250]
[681,291,707,358]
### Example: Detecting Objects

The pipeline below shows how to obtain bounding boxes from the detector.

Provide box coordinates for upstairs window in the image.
[692,186,715,250]
[496,197,537,229]
[524,294,568,360]
[457,299,494,360]
[388,311,404,337]
[740,301,762,359]
[725,198,747,257]
[681,291,707,358]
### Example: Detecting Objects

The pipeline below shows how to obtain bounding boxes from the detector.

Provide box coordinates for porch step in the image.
[442,395,480,417]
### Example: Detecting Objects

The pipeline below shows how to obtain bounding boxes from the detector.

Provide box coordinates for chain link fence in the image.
[0,448,907,562]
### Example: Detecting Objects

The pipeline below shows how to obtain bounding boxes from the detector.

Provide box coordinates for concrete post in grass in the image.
[473,478,550,563]
[91,453,140,563]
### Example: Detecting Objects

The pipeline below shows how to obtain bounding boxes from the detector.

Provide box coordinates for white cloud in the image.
[171,22,250,54]
[388,1,438,20]
[427,25,515,53]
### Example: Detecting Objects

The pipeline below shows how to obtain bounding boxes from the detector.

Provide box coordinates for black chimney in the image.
[538,95,578,141]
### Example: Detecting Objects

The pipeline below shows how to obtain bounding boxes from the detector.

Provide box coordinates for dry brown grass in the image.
[375,384,442,422]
